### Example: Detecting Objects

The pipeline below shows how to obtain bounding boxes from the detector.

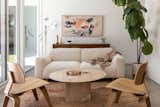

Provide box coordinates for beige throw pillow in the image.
[90,48,122,69]
[100,62,111,70]
[106,48,117,61]
[90,57,111,70]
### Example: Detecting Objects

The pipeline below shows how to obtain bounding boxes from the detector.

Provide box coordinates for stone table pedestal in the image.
[65,82,91,102]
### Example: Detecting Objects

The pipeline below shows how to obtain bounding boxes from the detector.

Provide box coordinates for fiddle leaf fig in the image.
[112,0,153,55]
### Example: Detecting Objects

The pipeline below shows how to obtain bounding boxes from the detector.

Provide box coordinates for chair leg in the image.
[39,86,53,107]
[106,89,117,107]
[2,96,10,107]
[145,96,151,107]
[32,89,39,101]
[138,96,144,102]
[13,96,20,107]
[114,90,121,103]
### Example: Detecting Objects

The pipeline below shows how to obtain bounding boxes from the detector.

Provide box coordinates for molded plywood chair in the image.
[106,62,151,107]
[2,62,53,107]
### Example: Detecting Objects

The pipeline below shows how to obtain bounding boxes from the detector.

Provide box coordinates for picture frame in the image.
[62,15,103,37]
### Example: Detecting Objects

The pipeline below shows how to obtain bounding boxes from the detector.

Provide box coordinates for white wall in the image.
[42,0,137,63]
[145,0,160,84]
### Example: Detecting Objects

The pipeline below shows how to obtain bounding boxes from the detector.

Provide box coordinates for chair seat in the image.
[8,77,49,95]
[106,78,147,95]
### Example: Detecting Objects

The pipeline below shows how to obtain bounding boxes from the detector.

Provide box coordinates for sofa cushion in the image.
[49,48,81,61]
[43,61,80,79]
[81,48,113,62]
[80,62,102,70]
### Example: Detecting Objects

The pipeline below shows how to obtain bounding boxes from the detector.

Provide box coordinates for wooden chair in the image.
[2,62,53,107]
[106,62,151,107]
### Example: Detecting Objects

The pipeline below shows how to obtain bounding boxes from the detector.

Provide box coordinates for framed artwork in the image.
[62,15,103,37]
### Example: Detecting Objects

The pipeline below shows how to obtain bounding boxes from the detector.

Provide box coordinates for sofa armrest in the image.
[35,56,52,78]
[111,54,125,77]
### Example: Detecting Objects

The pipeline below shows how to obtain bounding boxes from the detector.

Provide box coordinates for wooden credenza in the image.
[53,43,110,48]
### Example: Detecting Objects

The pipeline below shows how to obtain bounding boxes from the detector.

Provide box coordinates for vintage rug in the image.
[5,82,146,107]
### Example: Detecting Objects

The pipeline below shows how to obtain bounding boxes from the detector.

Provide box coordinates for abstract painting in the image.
[62,15,103,37]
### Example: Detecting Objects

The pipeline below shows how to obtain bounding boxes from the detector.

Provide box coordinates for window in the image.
[0,0,40,84]
[0,0,17,84]
[0,0,7,83]
[8,0,17,63]
[24,0,39,71]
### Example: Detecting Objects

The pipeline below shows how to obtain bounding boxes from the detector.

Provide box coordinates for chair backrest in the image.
[4,63,25,94]
[8,62,25,83]
[134,62,148,85]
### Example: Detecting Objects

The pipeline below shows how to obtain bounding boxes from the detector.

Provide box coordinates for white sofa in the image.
[35,48,125,79]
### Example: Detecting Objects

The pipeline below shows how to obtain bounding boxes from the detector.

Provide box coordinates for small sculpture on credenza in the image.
[56,35,59,44]
[101,36,106,44]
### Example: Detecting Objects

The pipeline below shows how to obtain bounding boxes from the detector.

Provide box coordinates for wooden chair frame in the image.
[2,63,53,107]
[106,62,151,107]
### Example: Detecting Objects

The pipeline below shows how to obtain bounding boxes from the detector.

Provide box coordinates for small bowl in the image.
[66,70,81,76]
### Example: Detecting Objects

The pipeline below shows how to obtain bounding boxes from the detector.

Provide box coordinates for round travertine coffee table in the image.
[49,69,106,102]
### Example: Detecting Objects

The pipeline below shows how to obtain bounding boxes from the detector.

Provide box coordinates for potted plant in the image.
[112,0,153,75]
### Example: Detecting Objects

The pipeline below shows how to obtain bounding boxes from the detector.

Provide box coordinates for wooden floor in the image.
[0,69,160,107]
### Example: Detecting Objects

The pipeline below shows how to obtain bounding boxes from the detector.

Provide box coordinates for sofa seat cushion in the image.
[43,61,80,79]
[80,62,102,70]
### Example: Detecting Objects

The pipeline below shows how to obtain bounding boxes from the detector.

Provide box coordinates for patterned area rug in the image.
[5,82,146,107]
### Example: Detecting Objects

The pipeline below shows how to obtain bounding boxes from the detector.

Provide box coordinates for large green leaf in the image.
[128,27,138,40]
[127,0,137,4]
[113,0,126,6]
[140,4,147,12]
[128,27,146,41]
[139,29,147,42]
[142,41,153,55]
[125,10,145,29]
[139,11,145,27]
[127,1,141,10]
[127,1,147,12]
[144,28,149,38]
[123,7,132,20]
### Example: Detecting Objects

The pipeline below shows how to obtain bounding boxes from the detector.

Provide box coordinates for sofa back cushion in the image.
[81,48,113,62]
[49,48,81,61]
